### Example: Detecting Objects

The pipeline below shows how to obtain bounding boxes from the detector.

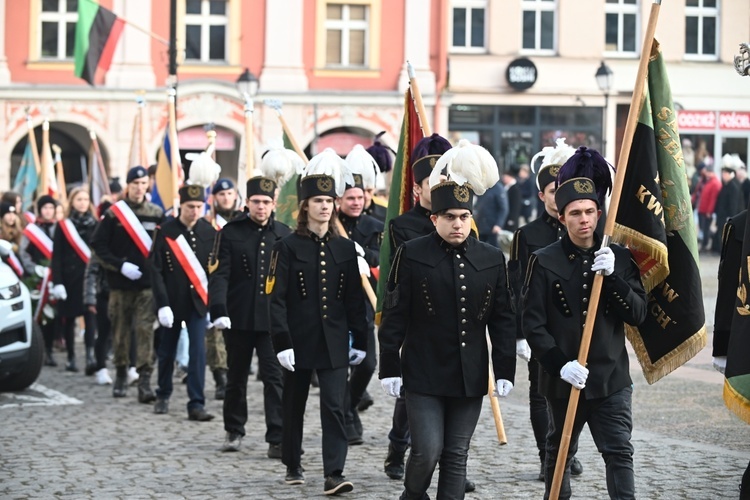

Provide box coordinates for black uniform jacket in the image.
[508,211,565,337]
[268,231,368,370]
[338,212,384,268]
[378,233,517,398]
[388,204,434,259]
[208,215,291,331]
[364,200,387,222]
[51,212,97,317]
[522,234,647,399]
[150,217,216,322]
[713,209,747,356]
[90,198,164,291]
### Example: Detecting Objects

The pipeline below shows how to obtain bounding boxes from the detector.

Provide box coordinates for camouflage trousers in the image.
[108,289,155,372]
[205,326,227,371]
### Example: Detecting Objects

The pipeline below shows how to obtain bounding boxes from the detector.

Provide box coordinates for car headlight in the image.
[0,282,22,300]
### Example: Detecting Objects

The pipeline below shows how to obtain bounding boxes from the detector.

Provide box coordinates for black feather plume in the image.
[556,146,613,206]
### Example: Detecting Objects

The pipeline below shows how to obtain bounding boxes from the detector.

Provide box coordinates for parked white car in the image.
[0,240,43,392]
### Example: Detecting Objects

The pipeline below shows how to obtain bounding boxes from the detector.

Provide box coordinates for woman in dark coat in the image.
[51,187,98,373]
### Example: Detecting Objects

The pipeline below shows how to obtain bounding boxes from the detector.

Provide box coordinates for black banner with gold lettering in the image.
[612,41,706,384]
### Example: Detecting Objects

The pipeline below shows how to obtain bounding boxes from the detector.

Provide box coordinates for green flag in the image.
[274,131,300,227]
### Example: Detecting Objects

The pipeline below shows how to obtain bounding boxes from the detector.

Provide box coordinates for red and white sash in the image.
[165,234,208,305]
[6,250,23,277]
[59,219,91,264]
[24,212,36,224]
[33,267,52,322]
[111,200,152,258]
[23,224,53,260]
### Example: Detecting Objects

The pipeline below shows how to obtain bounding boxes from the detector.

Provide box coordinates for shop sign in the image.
[506,58,537,91]
[719,111,750,130]
[677,111,715,130]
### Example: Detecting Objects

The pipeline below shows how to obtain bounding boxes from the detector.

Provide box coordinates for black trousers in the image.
[94,293,111,370]
[222,329,283,444]
[282,366,348,477]
[60,311,96,362]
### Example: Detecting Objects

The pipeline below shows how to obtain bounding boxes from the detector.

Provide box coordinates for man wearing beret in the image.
[522,169,647,499]
[91,166,165,400]
[150,185,216,421]
[208,175,291,456]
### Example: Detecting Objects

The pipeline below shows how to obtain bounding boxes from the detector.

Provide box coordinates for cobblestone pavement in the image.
[1,254,749,499]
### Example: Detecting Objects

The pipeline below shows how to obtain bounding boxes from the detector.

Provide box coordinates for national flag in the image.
[273,131,301,228]
[89,133,110,207]
[152,123,181,213]
[12,142,39,212]
[375,89,423,321]
[128,100,148,168]
[74,0,125,86]
[611,40,706,384]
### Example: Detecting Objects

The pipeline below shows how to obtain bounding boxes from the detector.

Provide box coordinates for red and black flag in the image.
[74,0,125,85]
[611,40,706,383]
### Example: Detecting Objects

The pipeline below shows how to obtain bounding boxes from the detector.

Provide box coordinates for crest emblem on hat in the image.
[573,180,594,194]
[317,177,333,192]
[453,185,470,202]
[430,157,437,167]
[353,174,362,186]
[188,185,202,198]
[221,181,229,189]
[549,165,561,177]
[260,179,274,193]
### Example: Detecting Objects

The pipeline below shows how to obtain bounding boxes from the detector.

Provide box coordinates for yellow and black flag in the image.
[611,40,706,384]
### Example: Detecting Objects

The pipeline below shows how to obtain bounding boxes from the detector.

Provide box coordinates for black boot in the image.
[384,443,406,480]
[137,370,156,403]
[85,348,96,376]
[44,349,57,367]
[113,366,128,397]
[213,368,227,400]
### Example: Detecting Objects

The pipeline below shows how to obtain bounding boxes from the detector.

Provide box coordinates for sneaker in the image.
[127,366,139,385]
[267,443,282,459]
[221,432,243,452]
[95,368,113,385]
[324,475,353,495]
[285,466,305,485]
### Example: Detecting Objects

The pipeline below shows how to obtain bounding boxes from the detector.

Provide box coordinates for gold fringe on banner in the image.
[724,378,750,425]
[612,223,669,293]
[625,324,707,384]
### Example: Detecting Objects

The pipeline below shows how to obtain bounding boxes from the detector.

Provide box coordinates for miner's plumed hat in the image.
[412,133,452,184]
[554,146,612,212]
[298,148,353,201]
[429,140,500,213]
[179,184,206,204]
[530,138,577,192]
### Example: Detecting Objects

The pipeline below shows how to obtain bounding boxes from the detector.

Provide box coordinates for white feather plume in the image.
[722,153,738,169]
[259,145,305,186]
[302,148,353,197]
[530,138,576,174]
[345,145,378,189]
[186,151,221,187]
[431,139,499,196]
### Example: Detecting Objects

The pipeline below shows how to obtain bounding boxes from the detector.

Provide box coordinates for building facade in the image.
[0,0,748,192]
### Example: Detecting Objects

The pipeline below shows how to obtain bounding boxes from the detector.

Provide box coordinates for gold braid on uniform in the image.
[520,253,538,308]
[208,231,221,274]
[383,245,405,309]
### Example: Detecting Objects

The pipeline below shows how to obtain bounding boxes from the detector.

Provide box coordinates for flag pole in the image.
[548,1,662,498]
[487,372,508,445]
[137,94,148,167]
[407,61,432,137]
[167,87,181,212]
[241,94,255,190]
[264,99,309,162]
[40,120,51,197]
[26,114,42,178]
[52,144,68,206]
[90,130,111,197]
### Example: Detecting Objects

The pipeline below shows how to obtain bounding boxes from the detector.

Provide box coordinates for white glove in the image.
[353,241,365,258]
[120,262,142,280]
[592,247,615,276]
[494,379,514,397]
[357,256,371,277]
[713,356,727,374]
[560,360,589,389]
[157,306,174,328]
[277,348,295,372]
[349,348,366,366]
[51,284,67,301]
[35,265,48,278]
[212,316,232,330]
[516,339,532,362]
[381,377,402,398]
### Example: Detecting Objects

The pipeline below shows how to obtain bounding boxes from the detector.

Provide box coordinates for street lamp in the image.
[595,61,613,156]
[236,68,259,194]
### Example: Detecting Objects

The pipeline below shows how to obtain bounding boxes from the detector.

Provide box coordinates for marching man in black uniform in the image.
[522,148,647,500]
[338,144,385,445]
[90,166,164,400]
[268,148,368,496]
[208,147,300,457]
[150,185,216,421]
[379,140,517,500]
[508,139,583,480]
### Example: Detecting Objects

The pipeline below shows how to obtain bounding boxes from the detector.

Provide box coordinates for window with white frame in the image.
[185,0,228,62]
[521,0,556,53]
[605,0,638,55]
[325,3,369,67]
[39,0,78,59]
[451,0,487,52]
[685,0,718,59]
